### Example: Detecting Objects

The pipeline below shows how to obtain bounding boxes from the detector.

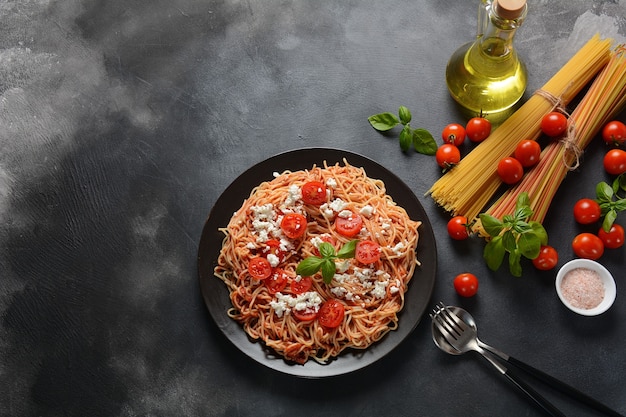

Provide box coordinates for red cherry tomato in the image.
[602,120,626,146]
[442,123,466,146]
[447,215,470,240]
[453,273,479,297]
[573,198,601,224]
[355,240,381,264]
[291,275,313,295]
[265,268,289,294]
[598,224,625,249]
[572,233,604,260]
[465,117,491,143]
[435,144,461,169]
[317,299,345,328]
[335,211,363,237]
[301,181,328,206]
[280,213,308,239]
[532,245,558,271]
[514,140,541,168]
[497,157,524,185]
[292,308,318,322]
[261,239,286,263]
[248,257,273,280]
[540,112,568,137]
[603,149,626,175]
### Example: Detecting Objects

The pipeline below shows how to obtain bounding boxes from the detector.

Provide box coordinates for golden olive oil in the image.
[446,0,527,116]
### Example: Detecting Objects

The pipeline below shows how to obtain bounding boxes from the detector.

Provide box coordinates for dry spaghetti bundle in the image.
[477,45,626,229]
[428,34,613,220]
[214,161,422,364]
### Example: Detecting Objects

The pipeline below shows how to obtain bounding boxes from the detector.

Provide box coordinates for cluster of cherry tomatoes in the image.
[435,117,492,169]
[442,117,626,297]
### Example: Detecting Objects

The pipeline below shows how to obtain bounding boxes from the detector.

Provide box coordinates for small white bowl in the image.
[555,259,616,316]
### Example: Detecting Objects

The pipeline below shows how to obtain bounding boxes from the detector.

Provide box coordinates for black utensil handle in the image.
[507,356,625,417]
[503,369,566,417]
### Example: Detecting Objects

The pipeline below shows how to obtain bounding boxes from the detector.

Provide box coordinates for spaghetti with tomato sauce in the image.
[214,160,422,364]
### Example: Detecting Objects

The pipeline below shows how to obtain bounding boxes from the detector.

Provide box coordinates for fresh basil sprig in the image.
[595,173,626,232]
[479,192,548,277]
[368,106,437,155]
[296,240,357,284]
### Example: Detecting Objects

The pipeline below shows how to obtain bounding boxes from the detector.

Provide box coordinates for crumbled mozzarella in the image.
[371,280,389,299]
[359,205,375,218]
[338,209,353,219]
[329,198,348,212]
[267,253,280,267]
[283,184,302,207]
[270,291,323,317]
[326,178,337,188]
[331,286,347,298]
[389,241,407,256]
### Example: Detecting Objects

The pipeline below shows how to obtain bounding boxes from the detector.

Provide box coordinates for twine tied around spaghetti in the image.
[534,88,581,171]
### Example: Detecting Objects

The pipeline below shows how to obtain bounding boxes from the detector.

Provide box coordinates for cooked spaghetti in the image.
[213,160,422,364]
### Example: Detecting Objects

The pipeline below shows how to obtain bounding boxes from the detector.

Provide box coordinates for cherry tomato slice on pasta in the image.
[355,240,381,264]
[280,213,308,239]
[532,245,558,271]
[292,308,318,322]
[317,299,345,328]
[265,268,288,294]
[301,181,328,206]
[248,257,272,280]
[335,212,363,237]
[261,239,286,263]
[291,276,313,295]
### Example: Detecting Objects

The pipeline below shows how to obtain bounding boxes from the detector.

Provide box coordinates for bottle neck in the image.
[478,3,526,58]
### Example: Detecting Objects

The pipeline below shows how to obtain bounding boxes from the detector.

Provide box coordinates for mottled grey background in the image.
[1,0,625,416]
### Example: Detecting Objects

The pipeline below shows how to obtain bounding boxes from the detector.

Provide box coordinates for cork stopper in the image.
[494,0,527,20]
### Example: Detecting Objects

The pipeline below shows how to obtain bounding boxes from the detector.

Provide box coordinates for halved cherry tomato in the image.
[540,112,568,137]
[301,181,328,206]
[453,273,478,297]
[293,308,318,322]
[265,268,288,294]
[532,245,558,271]
[603,149,626,175]
[435,144,461,169]
[572,233,604,260]
[598,224,625,249]
[291,276,313,295]
[280,213,308,239]
[465,117,491,143]
[514,140,541,168]
[447,215,470,240]
[355,240,381,264]
[497,157,524,185]
[335,211,363,237]
[442,123,466,146]
[317,299,345,328]
[573,198,601,225]
[261,239,286,263]
[602,121,626,146]
[248,257,272,280]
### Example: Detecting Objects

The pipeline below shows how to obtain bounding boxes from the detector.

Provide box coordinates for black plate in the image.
[197,148,437,378]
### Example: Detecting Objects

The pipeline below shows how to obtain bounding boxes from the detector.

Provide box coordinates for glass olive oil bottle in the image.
[446,0,527,116]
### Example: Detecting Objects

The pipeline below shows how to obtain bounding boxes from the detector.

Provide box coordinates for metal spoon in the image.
[431,304,624,417]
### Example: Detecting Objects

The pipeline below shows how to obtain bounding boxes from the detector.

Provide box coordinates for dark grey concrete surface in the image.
[1,0,625,416]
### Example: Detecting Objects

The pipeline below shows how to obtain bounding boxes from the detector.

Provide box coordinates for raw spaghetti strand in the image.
[214,161,422,364]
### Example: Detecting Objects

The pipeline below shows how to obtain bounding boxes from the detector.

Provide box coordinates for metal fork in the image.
[430,303,566,417]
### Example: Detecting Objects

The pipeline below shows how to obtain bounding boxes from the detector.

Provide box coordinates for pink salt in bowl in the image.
[555,259,617,316]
